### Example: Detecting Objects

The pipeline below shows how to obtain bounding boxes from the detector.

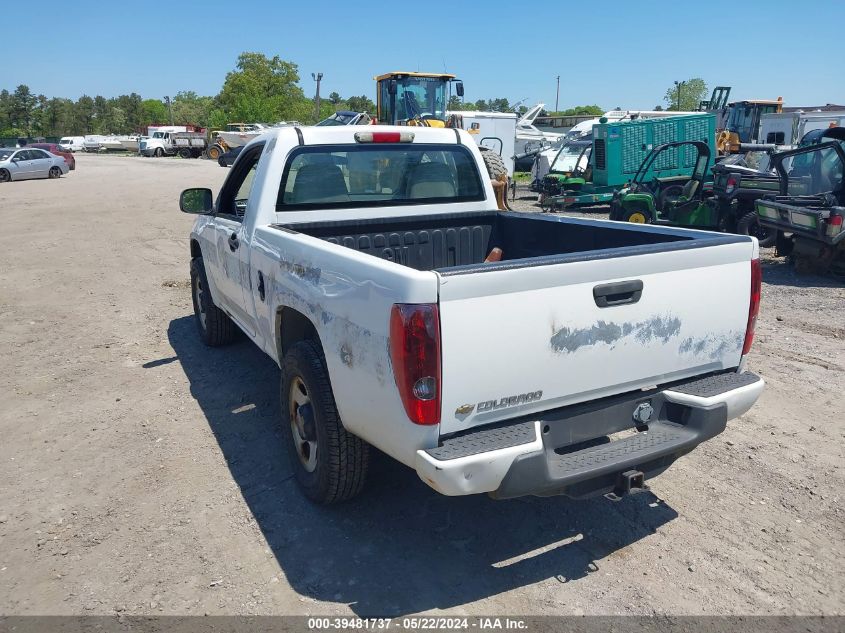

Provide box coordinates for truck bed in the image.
[275,210,743,273]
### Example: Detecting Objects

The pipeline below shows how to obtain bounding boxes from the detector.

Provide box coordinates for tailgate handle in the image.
[593,280,643,308]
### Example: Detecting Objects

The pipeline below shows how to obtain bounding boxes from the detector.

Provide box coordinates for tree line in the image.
[1,47,711,139]
[0,52,380,139]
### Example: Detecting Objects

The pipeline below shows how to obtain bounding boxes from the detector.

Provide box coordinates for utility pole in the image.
[164,95,174,125]
[312,72,323,122]
[673,80,685,111]
[555,75,560,113]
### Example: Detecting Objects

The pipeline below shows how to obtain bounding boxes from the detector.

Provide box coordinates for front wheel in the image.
[737,211,776,248]
[48,166,62,179]
[0,168,10,183]
[154,148,164,158]
[622,208,652,224]
[281,340,369,504]
[190,257,236,346]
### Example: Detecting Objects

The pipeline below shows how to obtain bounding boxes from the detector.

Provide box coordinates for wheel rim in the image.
[289,376,318,473]
[628,212,647,223]
[193,275,207,330]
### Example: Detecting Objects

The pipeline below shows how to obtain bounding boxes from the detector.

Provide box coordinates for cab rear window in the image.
[276,144,484,211]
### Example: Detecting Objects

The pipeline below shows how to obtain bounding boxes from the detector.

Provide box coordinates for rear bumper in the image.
[415,371,763,498]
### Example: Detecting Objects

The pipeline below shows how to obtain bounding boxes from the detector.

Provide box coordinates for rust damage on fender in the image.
[550,315,681,354]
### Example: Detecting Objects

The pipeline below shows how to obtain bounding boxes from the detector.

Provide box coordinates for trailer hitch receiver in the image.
[604,469,648,501]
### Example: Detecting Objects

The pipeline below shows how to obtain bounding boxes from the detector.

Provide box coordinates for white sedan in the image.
[0,147,70,182]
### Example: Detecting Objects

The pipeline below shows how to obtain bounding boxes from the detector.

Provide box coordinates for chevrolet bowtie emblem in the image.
[455,404,475,416]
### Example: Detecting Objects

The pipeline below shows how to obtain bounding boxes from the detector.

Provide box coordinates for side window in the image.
[217,144,264,220]
[32,150,50,159]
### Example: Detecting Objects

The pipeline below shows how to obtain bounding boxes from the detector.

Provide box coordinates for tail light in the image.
[826,212,843,237]
[390,304,441,425]
[742,258,762,355]
[725,176,738,194]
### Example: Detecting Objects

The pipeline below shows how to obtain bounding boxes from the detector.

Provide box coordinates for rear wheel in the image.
[479,147,508,181]
[281,340,369,504]
[657,184,684,214]
[178,148,192,159]
[48,166,61,179]
[0,169,10,183]
[737,211,776,247]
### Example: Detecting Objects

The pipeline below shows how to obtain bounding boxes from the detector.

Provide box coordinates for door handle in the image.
[228,232,239,251]
[593,280,643,308]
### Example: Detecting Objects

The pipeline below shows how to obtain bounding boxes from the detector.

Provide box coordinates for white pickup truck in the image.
[179,125,764,504]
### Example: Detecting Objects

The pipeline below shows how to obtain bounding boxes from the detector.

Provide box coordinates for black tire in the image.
[154,148,164,158]
[479,147,508,181]
[281,340,369,504]
[0,168,10,183]
[178,148,192,159]
[737,211,776,248]
[48,166,62,179]
[190,257,237,346]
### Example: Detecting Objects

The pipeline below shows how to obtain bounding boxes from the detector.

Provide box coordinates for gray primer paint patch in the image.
[679,331,743,360]
[550,315,681,354]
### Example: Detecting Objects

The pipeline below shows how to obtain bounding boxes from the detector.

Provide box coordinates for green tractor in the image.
[610,141,720,227]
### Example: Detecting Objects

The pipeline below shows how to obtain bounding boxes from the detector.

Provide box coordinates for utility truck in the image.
[179,125,764,505]
[140,131,207,158]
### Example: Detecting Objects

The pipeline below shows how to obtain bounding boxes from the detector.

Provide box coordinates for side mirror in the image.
[455,81,464,97]
[387,80,397,96]
[180,188,213,214]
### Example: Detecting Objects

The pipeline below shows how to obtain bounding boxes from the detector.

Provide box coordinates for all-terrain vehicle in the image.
[610,141,717,227]
[537,140,592,209]
[711,150,780,246]
[756,140,845,274]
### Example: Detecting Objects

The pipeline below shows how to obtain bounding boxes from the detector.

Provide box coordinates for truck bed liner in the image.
[277,211,745,273]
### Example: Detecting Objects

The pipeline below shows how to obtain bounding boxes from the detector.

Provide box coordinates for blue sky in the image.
[3,0,843,111]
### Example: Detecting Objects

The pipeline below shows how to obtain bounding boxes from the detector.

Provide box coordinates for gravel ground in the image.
[0,155,843,617]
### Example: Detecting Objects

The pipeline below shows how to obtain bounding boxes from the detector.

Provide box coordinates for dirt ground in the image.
[1,154,843,617]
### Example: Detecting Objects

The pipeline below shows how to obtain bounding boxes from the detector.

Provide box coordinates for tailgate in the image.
[436,239,754,435]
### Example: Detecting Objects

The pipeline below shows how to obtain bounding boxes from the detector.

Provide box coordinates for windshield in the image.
[780,145,844,196]
[316,113,356,127]
[726,103,779,143]
[550,145,590,173]
[381,77,448,124]
[153,132,166,138]
[278,144,484,210]
[719,151,772,172]
[0,149,14,161]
